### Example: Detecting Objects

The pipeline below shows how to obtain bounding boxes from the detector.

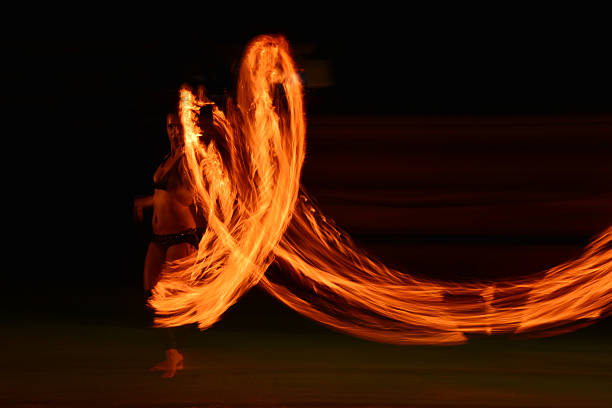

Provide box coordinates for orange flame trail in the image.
[149,35,612,345]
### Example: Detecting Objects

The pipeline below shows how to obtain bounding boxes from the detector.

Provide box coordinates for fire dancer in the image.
[133,110,202,378]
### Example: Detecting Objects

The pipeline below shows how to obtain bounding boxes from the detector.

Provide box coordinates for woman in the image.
[134,111,202,379]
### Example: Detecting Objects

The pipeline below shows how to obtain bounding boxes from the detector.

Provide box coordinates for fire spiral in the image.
[148,35,612,345]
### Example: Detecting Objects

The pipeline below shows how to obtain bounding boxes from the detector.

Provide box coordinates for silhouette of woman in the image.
[134,110,203,378]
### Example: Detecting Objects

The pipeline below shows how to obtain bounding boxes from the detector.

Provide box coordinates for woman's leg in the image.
[165,242,196,263]
[149,242,195,378]
[143,241,171,338]
[143,241,165,331]
[143,242,164,292]
[143,241,179,376]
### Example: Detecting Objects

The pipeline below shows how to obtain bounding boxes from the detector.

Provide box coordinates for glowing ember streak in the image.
[149,35,612,345]
[262,201,611,344]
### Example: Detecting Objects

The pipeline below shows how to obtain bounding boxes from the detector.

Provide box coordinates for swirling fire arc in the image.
[148,35,612,345]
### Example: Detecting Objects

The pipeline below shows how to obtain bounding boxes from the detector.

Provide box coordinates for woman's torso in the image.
[152,153,196,234]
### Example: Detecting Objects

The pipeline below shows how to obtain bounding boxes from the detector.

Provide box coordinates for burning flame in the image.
[149,35,612,345]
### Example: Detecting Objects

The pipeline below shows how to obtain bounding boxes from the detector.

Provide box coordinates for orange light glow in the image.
[148,35,612,345]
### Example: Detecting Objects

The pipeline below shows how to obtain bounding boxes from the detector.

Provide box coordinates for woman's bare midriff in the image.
[152,189,196,234]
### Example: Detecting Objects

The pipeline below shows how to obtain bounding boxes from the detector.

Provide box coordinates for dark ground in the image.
[2,310,611,408]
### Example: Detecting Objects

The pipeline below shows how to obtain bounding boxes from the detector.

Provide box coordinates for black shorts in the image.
[151,228,204,251]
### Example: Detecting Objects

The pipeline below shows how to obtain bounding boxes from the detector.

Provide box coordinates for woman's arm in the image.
[133,195,154,222]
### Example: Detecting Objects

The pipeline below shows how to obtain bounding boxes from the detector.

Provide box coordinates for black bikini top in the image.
[153,179,168,191]
[153,153,184,191]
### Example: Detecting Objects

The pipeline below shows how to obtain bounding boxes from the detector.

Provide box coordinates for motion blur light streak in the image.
[150,35,306,332]
[149,35,612,345]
